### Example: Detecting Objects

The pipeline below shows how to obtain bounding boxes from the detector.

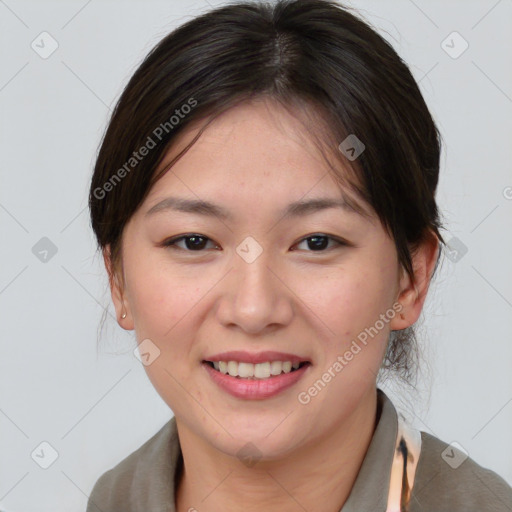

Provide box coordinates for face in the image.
[108,99,415,459]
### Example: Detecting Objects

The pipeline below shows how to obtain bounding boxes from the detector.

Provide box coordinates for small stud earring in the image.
[121,311,127,319]
[399,313,405,320]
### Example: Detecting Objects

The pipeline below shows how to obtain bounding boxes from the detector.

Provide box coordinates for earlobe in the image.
[103,245,134,330]
[390,275,418,331]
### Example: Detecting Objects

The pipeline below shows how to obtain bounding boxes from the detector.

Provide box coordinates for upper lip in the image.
[203,351,310,365]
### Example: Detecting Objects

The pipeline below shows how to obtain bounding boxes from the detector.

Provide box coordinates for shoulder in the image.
[410,430,512,512]
[86,418,179,512]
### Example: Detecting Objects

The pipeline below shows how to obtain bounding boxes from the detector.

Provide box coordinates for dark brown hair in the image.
[89,0,446,384]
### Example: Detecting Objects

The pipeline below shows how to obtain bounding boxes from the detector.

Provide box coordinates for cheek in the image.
[300,252,398,345]
[123,256,203,410]
[132,280,198,342]
[123,249,195,340]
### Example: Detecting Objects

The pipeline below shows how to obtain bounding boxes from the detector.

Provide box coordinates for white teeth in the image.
[210,360,304,379]
[238,362,253,378]
[254,362,271,379]
[227,361,238,377]
[270,361,283,376]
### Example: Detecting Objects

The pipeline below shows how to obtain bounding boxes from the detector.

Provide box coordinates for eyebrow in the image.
[145,195,369,221]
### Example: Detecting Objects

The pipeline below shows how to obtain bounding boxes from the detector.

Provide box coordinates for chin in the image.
[211,430,302,464]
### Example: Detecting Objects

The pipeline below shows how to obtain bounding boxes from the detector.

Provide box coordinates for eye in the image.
[161,233,348,253]
[162,233,219,252]
[293,234,346,252]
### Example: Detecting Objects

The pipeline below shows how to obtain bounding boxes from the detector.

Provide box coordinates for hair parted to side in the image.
[89,0,446,387]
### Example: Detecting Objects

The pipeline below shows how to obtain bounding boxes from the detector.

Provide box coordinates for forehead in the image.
[145,99,372,220]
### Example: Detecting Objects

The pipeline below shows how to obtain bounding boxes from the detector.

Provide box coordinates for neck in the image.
[175,388,379,512]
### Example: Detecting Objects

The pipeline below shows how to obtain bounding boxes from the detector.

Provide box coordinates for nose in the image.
[215,249,294,336]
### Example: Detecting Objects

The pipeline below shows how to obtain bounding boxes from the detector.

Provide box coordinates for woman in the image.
[86,0,512,510]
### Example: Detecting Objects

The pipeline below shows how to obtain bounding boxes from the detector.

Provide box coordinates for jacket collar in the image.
[340,388,399,511]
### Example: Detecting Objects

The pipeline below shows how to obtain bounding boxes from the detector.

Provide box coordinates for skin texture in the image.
[104,98,439,512]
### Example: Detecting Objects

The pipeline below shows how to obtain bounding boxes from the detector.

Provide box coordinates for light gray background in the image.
[1,0,511,510]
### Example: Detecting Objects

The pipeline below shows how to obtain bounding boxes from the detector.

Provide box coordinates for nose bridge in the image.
[217,236,293,333]
[236,247,276,302]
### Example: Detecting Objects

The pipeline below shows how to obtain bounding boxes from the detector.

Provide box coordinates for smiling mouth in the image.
[203,360,310,379]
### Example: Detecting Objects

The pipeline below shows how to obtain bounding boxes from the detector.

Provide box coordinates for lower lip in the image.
[202,362,311,400]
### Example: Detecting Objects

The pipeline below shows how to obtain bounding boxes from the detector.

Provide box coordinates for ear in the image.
[103,244,134,330]
[389,231,440,330]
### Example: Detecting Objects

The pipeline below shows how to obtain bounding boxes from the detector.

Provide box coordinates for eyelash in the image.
[161,233,348,253]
